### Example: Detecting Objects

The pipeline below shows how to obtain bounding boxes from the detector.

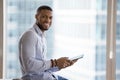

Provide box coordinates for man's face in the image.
[36,9,52,31]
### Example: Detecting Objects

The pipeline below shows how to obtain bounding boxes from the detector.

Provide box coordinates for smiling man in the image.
[19,5,78,80]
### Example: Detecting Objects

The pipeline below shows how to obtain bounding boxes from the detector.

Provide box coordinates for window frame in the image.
[106,0,117,80]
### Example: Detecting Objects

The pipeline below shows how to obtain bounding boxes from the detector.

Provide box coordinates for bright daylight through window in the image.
[2,0,120,80]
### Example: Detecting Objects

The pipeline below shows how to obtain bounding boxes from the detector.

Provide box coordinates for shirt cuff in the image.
[44,60,51,70]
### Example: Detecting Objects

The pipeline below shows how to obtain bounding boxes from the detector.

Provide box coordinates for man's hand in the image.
[56,57,70,69]
[55,57,78,69]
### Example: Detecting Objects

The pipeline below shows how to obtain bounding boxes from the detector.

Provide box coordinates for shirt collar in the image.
[33,23,45,37]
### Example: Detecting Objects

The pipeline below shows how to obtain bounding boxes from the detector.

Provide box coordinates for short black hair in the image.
[37,5,52,13]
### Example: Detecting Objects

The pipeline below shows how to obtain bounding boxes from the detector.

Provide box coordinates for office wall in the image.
[0,0,3,78]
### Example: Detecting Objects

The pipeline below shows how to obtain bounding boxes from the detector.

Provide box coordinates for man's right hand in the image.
[56,57,73,69]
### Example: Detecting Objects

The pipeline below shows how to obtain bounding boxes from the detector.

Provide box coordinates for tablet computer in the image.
[69,54,84,60]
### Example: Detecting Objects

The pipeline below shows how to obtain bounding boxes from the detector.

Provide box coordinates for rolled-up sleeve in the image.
[19,31,51,74]
[47,67,59,72]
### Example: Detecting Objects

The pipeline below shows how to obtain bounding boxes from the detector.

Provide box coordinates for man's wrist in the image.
[54,59,57,66]
[51,59,57,67]
[51,59,54,67]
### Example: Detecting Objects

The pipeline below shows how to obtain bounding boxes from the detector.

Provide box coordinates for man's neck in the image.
[36,23,44,32]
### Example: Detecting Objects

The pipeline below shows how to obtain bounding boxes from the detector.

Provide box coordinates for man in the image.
[19,5,78,80]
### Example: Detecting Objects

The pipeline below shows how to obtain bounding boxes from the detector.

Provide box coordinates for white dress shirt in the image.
[19,24,59,80]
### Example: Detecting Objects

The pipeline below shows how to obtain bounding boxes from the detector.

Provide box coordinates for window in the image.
[116,0,120,80]
[3,0,120,80]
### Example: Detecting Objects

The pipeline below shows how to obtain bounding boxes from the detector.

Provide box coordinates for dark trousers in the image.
[57,76,68,80]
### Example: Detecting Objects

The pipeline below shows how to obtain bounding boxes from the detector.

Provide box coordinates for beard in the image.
[36,22,49,31]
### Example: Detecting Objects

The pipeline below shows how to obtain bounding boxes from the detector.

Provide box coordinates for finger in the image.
[64,57,69,59]
[64,62,70,67]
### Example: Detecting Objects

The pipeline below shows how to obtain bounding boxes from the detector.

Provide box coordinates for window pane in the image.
[53,0,107,80]
[5,0,53,78]
[116,0,120,80]
[5,0,107,80]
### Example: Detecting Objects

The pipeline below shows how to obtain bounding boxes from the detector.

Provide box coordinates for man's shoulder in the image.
[22,29,36,38]
[19,28,33,38]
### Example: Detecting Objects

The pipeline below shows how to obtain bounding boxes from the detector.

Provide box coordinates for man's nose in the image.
[45,17,51,23]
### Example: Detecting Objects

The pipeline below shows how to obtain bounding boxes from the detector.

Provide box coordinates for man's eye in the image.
[49,17,52,19]
[41,16,46,18]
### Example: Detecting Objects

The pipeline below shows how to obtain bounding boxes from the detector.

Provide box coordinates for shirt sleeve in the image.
[47,67,60,72]
[19,31,51,73]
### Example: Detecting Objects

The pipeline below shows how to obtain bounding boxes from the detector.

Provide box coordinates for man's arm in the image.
[19,31,51,73]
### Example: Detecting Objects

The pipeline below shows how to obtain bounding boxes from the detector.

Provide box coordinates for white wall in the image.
[0,0,3,78]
